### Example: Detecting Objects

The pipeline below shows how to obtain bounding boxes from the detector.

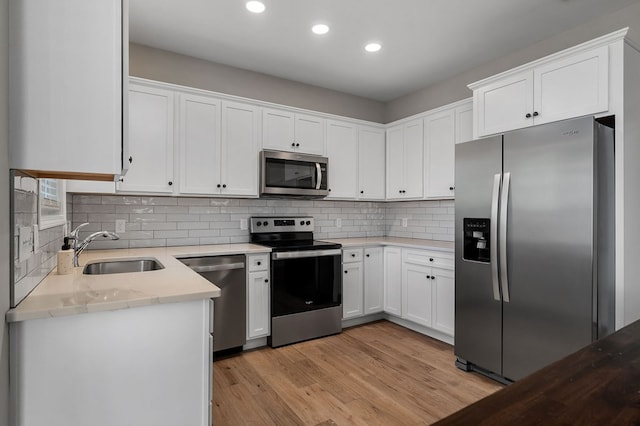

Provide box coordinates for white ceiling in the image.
[129,0,639,102]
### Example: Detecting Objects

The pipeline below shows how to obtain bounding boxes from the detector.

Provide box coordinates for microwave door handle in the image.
[315,163,322,190]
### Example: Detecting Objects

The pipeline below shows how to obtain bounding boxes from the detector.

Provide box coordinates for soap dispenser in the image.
[57,237,74,275]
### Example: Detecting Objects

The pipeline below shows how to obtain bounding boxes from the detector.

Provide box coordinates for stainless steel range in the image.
[250,216,342,347]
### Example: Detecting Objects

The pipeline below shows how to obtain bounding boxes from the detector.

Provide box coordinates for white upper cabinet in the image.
[9,0,127,179]
[455,101,474,144]
[326,120,358,199]
[262,108,325,155]
[358,126,386,200]
[471,43,610,138]
[386,119,423,200]
[119,84,175,194]
[220,101,260,196]
[424,109,455,198]
[178,94,221,195]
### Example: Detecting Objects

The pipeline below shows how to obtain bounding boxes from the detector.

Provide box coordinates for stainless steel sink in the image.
[82,258,165,275]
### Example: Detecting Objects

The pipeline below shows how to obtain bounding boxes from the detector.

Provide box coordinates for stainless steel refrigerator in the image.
[454,116,615,383]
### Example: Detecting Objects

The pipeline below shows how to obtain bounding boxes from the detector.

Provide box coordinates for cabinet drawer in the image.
[402,249,453,270]
[248,254,269,272]
[343,248,363,263]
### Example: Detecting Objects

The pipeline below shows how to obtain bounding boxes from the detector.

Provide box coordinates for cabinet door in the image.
[534,45,609,126]
[383,247,402,316]
[262,107,295,152]
[425,109,455,198]
[402,263,433,327]
[357,126,385,200]
[221,101,260,196]
[295,113,325,155]
[326,120,358,199]
[178,93,220,195]
[455,101,474,144]
[248,271,270,339]
[385,125,404,200]
[342,262,364,319]
[403,119,424,198]
[432,267,455,336]
[364,247,384,314]
[9,0,124,176]
[475,70,534,137]
[119,85,174,193]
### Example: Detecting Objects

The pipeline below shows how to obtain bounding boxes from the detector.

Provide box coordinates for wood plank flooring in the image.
[213,321,502,425]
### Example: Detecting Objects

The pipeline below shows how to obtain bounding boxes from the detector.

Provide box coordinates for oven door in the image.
[271,249,342,317]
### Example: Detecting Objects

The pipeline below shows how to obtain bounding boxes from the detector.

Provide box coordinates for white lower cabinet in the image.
[342,261,364,319]
[10,300,212,426]
[363,247,384,314]
[383,246,402,316]
[432,267,455,336]
[402,263,433,327]
[246,254,270,339]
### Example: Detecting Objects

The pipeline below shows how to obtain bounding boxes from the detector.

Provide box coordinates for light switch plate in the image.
[115,219,126,233]
[336,218,342,228]
[240,219,248,230]
[402,218,408,228]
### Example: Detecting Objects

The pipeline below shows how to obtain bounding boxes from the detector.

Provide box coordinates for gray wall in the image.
[0,0,10,423]
[130,43,387,123]
[385,1,640,122]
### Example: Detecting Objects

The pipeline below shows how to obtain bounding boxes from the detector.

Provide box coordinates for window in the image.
[38,179,67,229]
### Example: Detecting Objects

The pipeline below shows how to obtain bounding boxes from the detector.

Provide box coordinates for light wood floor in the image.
[213,321,502,425]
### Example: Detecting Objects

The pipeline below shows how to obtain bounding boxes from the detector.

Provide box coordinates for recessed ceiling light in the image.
[312,24,330,35]
[246,1,265,13]
[365,43,382,53]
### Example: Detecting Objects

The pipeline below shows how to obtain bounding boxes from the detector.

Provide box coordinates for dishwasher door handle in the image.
[189,263,245,273]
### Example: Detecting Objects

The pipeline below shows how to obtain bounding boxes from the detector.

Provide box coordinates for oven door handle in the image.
[272,249,342,260]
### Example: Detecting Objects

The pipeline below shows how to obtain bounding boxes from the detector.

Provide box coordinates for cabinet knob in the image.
[525,113,532,118]
[128,156,133,164]
[426,275,431,279]
[344,270,348,274]
[257,261,261,266]
[217,184,221,188]
[431,276,436,280]
[168,181,173,186]
[119,177,124,182]
[222,184,227,188]
[533,111,539,117]
[296,143,300,147]
[429,258,434,262]
[291,143,296,147]
[351,253,356,257]
[366,254,370,258]
[328,188,332,192]
[264,279,269,283]
[360,190,364,194]
[449,186,455,191]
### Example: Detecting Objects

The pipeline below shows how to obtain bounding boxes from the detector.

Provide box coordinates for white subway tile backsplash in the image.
[71,195,453,248]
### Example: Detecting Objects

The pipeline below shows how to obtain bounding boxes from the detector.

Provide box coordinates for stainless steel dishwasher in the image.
[179,255,246,353]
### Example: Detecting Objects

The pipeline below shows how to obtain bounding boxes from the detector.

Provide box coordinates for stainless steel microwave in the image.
[260,150,329,198]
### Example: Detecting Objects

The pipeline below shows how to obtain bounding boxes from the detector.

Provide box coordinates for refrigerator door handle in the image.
[490,173,501,301]
[500,172,511,302]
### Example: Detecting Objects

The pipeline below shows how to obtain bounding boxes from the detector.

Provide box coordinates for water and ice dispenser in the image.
[463,218,490,263]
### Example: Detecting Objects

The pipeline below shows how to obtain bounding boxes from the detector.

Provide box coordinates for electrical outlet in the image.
[336,218,342,228]
[240,218,248,230]
[402,218,408,228]
[115,219,126,233]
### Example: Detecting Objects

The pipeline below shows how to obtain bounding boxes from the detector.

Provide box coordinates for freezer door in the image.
[454,136,503,375]
[501,117,595,381]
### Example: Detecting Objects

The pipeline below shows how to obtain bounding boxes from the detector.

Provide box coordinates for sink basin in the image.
[82,258,165,275]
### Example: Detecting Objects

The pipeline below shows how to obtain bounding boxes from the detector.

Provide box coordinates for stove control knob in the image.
[256,222,261,227]
[263,221,269,226]
[306,220,311,225]
[300,220,305,225]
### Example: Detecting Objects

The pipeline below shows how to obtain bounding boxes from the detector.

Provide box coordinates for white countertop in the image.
[324,237,454,252]
[6,244,271,323]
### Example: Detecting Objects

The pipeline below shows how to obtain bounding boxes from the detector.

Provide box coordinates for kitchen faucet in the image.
[68,223,120,267]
